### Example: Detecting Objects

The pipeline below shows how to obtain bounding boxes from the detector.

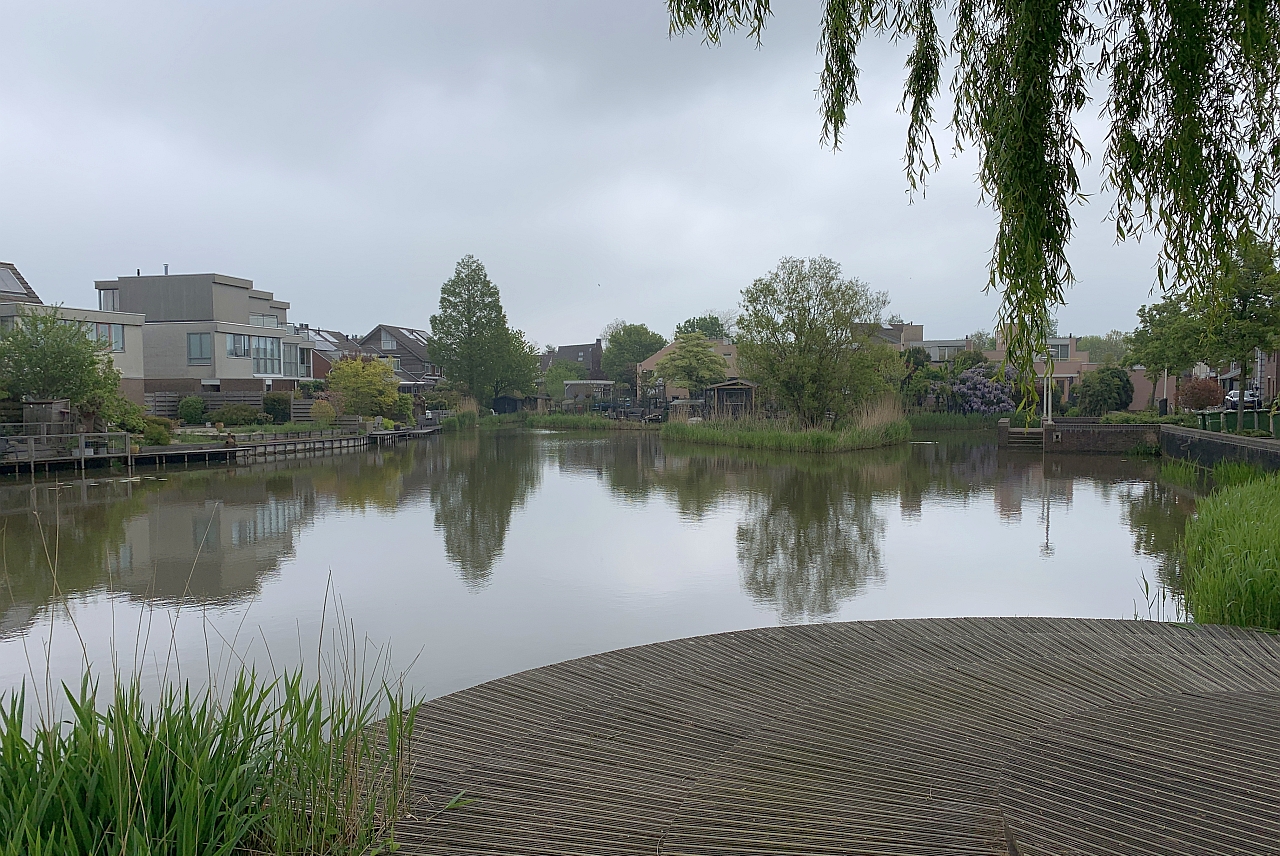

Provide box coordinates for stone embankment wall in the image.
[1045,424,1160,453]
[1160,425,1280,472]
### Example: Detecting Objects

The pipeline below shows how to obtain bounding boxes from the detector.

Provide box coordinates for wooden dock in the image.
[400,617,1280,855]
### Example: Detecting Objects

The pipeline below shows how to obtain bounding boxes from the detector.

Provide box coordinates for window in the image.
[95,323,125,352]
[1046,343,1070,361]
[380,330,397,350]
[390,357,401,371]
[187,332,212,365]
[226,333,250,358]
[0,317,13,332]
[251,336,281,374]
[250,313,279,328]
[299,348,312,378]
[98,289,119,312]
[283,343,300,377]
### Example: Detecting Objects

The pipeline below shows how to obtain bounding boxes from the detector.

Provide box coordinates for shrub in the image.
[1182,472,1280,629]
[207,404,266,426]
[309,399,336,428]
[141,418,171,446]
[263,391,292,424]
[1074,367,1134,415]
[390,393,414,422]
[177,395,206,425]
[1179,377,1224,410]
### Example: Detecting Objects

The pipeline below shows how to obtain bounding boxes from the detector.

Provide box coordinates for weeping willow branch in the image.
[669,0,1280,398]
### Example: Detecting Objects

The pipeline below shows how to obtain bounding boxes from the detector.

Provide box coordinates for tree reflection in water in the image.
[426,433,542,588]
[736,464,886,622]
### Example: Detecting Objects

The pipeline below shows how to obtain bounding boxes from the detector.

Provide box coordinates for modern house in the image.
[639,339,739,402]
[541,339,605,380]
[984,336,1098,402]
[296,327,365,379]
[93,272,314,396]
[357,324,444,393]
[0,262,147,404]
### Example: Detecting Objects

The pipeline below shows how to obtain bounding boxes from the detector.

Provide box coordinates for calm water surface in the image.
[0,430,1193,700]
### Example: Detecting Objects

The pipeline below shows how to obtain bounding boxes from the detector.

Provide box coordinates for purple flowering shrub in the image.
[948,364,1015,414]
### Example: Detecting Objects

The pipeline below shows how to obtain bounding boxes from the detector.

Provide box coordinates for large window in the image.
[380,330,397,350]
[187,332,212,365]
[283,342,300,377]
[98,289,119,312]
[250,313,280,328]
[95,323,125,352]
[251,336,281,374]
[1046,343,1070,361]
[300,348,311,378]
[226,333,250,358]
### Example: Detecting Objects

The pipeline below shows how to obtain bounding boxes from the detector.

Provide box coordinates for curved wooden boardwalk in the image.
[398,618,1280,855]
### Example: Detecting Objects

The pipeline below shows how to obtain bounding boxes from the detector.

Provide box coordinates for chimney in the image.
[164,264,169,275]
[136,269,140,276]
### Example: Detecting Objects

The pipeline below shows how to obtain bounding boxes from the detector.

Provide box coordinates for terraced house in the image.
[94,271,314,397]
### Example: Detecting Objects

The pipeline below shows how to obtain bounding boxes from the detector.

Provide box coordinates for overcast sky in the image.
[1,1,1161,347]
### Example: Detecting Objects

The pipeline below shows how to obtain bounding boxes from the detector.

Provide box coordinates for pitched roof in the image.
[360,324,434,364]
[307,328,365,357]
[0,263,43,304]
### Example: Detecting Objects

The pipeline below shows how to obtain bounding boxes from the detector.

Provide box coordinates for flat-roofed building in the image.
[94,271,314,395]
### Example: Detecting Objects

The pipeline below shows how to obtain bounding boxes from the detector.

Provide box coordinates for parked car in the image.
[1224,389,1261,409]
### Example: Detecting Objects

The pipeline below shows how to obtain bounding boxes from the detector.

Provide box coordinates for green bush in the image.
[177,395,206,425]
[390,393,414,422]
[1099,410,1197,426]
[207,404,269,426]
[141,416,171,446]
[309,399,336,428]
[1074,367,1134,415]
[1182,472,1280,629]
[262,391,292,424]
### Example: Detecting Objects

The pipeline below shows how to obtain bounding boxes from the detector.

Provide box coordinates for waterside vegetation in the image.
[662,399,910,454]
[0,660,416,856]
[1182,470,1280,631]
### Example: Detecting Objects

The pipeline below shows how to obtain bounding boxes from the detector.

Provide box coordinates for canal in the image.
[0,430,1193,700]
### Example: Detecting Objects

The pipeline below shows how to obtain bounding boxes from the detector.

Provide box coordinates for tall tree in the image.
[737,256,897,427]
[0,307,123,417]
[1127,299,1198,405]
[601,322,668,388]
[676,312,731,340]
[669,1,1280,395]
[486,328,540,404]
[654,332,728,398]
[1077,331,1131,366]
[428,255,509,404]
[1200,235,1280,430]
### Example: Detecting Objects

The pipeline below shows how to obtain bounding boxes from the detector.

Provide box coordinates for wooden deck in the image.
[399,617,1280,855]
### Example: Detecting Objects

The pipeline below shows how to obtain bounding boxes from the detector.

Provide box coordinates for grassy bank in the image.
[1182,470,1280,630]
[662,405,911,454]
[905,412,1013,431]
[526,413,656,430]
[0,667,416,856]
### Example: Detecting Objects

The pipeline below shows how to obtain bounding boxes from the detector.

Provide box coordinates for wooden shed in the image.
[706,380,757,418]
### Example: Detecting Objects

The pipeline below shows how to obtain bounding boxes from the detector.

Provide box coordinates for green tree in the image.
[1073,367,1135,415]
[1077,331,1131,366]
[0,307,123,418]
[486,328,540,404]
[967,329,996,351]
[428,255,509,404]
[601,322,668,389]
[326,358,399,417]
[675,313,731,340]
[736,256,896,427]
[1127,299,1198,406]
[1200,235,1280,430]
[544,360,588,400]
[654,332,728,398]
[262,391,292,424]
[669,1,1280,394]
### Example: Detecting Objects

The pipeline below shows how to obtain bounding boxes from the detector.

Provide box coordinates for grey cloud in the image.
[1,0,1157,347]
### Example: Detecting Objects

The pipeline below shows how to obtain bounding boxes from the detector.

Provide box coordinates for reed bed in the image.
[0,641,416,856]
[1182,472,1280,630]
[1211,460,1267,488]
[525,413,655,430]
[1159,458,1202,488]
[905,412,1012,431]
[661,399,911,453]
